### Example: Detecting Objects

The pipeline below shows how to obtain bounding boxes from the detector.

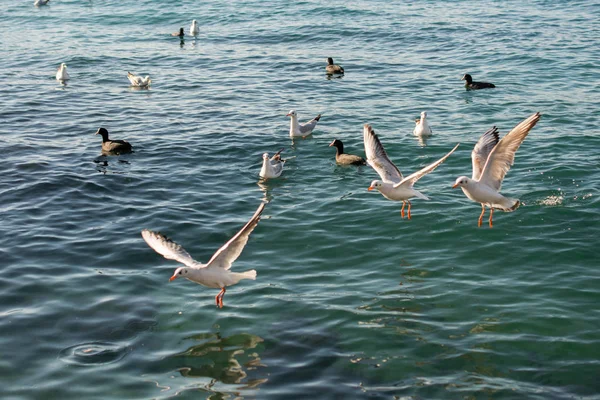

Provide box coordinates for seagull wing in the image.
[141,230,199,268]
[395,143,459,188]
[471,126,500,180]
[206,202,266,270]
[479,112,541,191]
[299,114,321,134]
[363,124,403,183]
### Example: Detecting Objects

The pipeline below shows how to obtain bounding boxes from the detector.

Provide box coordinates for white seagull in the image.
[286,110,321,138]
[452,112,541,227]
[190,20,199,36]
[34,0,50,6]
[141,202,265,308]
[56,63,70,81]
[127,72,151,87]
[413,111,433,136]
[364,124,459,219]
[259,148,285,179]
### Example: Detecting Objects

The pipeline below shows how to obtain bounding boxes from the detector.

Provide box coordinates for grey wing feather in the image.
[395,143,459,188]
[299,115,321,134]
[471,126,499,180]
[479,112,541,191]
[363,124,403,183]
[206,202,266,270]
[141,229,198,267]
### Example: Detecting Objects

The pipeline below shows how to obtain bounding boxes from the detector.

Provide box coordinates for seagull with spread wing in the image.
[452,112,541,227]
[141,202,265,308]
[364,124,459,219]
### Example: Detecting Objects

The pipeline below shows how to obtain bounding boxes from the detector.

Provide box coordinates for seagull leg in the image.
[407,200,412,220]
[401,201,406,218]
[215,287,226,308]
[489,208,494,228]
[478,204,485,227]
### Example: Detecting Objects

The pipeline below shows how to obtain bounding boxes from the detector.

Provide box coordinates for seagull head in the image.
[461,74,472,83]
[420,111,427,119]
[368,180,382,191]
[286,110,297,117]
[60,63,67,70]
[452,176,470,189]
[262,153,269,160]
[170,267,188,281]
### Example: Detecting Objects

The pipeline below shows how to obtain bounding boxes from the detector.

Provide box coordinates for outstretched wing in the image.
[363,124,403,183]
[479,112,541,191]
[141,230,198,268]
[206,202,266,270]
[395,143,459,188]
[471,126,499,180]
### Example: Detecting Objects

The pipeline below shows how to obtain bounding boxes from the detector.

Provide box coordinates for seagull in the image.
[329,139,365,165]
[287,110,321,138]
[452,112,541,227]
[56,63,70,81]
[364,124,459,219]
[190,20,199,36]
[413,111,433,136]
[259,148,285,179]
[461,74,495,90]
[127,72,151,87]
[95,127,133,154]
[141,202,265,308]
[325,57,344,74]
[34,0,50,6]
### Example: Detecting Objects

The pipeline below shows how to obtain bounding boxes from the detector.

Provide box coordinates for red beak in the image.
[368,186,374,191]
[169,275,177,282]
[452,184,458,189]
[286,113,291,117]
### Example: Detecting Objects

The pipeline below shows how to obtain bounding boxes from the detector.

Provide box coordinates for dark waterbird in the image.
[462,73,495,90]
[329,139,365,165]
[325,57,344,74]
[95,127,133,154]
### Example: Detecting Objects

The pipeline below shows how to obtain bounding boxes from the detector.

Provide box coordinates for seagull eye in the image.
[179,271,182,275]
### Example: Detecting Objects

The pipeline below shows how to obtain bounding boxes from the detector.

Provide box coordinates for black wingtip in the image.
[314,114,322,121]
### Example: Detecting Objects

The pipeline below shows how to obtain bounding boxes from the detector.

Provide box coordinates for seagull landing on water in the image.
[259,148,285,179]
[286,110,321,138]
[364,124,459,219]
[127,72,151,88]
[413,111,433,136]
[141,203,265,308]
[452,112,541,228]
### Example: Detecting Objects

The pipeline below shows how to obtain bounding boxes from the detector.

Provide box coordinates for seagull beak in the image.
[169,275,177,282]
[286,113,291,117]
[368,186,374,191]
[452,183,458,189]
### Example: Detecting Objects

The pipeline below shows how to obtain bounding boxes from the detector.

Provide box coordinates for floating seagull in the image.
[287,110,321,138]
[34,0,50,6]
[413,111,433,136]
[452,112,541,227]
[56,63,70,81]
[325,57,344,75]
[190,20,199,36]
[127,72,151,88]
[259,148,285,179]
[172,27,185,37]
[364,124,459,219]
[329,139,365,165]
[141,202,265,308]
[462,74,495,90]
[95,127,133,154]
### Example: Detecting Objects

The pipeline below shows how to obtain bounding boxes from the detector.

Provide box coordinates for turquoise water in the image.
[1,0,599,398]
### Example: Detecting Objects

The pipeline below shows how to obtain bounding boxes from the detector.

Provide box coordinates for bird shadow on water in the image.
[146,330,268,398]
[93,154,132,175]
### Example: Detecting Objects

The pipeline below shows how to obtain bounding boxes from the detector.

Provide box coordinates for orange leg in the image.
[407,200,412,220]
[489,208,494,228]
[478,204,485,227]
[215,287,226,308]
[401,201,406,218]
